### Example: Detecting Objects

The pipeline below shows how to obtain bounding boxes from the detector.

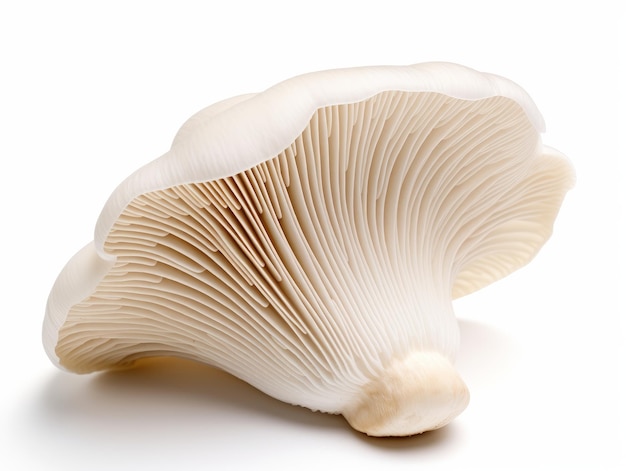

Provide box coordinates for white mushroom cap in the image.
[43,62,574,436]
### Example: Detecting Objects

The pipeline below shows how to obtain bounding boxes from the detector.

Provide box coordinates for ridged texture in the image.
[91,62,547,247]
[53,91,574,416]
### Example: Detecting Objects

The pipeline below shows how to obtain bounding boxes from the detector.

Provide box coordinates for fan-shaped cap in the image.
[43,63,574,436]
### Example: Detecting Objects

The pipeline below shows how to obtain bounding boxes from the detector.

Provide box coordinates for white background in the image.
[1,1,624,469]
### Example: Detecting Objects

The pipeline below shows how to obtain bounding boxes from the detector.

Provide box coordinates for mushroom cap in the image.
[43,62,574,436]
[92,62,547,249]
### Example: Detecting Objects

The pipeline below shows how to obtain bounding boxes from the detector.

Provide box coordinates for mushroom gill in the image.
[44,65,574,436]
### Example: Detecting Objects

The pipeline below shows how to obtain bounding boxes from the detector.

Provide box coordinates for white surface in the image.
[1,1,623,470]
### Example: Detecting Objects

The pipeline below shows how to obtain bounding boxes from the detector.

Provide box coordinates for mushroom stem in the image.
[343,351,469,436]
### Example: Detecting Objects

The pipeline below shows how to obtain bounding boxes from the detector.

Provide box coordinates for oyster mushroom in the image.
[43,62,574,436]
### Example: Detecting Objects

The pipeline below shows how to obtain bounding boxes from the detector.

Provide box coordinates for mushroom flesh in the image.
[43,63,575,436]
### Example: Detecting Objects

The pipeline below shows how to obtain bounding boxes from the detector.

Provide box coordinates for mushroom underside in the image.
[51,90,573,435]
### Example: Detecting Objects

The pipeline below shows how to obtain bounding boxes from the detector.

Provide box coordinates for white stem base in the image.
[343,351,469,436]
